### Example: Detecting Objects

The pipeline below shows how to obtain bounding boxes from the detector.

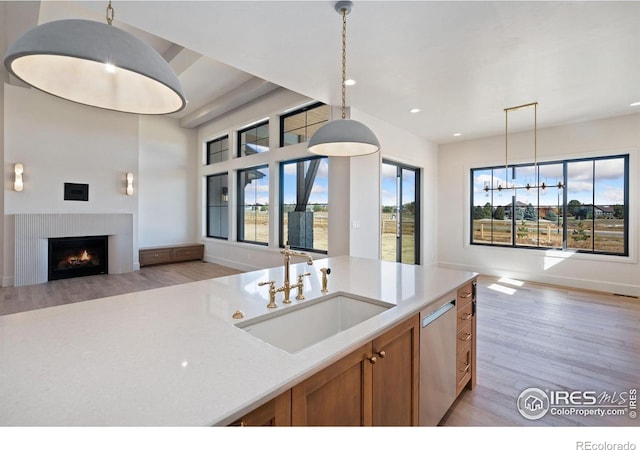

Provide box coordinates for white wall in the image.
[138,115,197,247]
[350,108,439,265]
[438,113,640,297]
[4,85,139,215]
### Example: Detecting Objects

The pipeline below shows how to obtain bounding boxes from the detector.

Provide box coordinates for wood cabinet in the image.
[230,391,291,426]
[292,342,373,426]
[372,315,419,426]
[291,315,419,426]
[139,244,204,267]
[455,280,477,396]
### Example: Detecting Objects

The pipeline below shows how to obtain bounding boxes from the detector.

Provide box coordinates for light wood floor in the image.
[1,265,637,426]
[0,261,242,316]
[442,276,640,426]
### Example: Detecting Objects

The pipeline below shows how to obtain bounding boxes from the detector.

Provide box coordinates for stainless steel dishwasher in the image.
[419,296,457,426]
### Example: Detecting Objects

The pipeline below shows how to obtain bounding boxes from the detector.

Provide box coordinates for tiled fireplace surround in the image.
[13,214,134,287]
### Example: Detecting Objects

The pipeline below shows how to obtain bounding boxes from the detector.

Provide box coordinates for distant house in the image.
[538,206,556,218]
[504,201,529,219]
[595,205,615,218]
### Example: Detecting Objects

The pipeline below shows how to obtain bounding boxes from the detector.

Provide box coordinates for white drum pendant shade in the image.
[4,19,186,115]
[308,119,380,156]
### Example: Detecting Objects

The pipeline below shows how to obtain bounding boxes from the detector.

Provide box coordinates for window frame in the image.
[279,156,329,254]
[237,164,270,246]
[237,120,270,158]
[469,154,629,256]
[381,159,421,265]
[205,172,230,240]
[206,135,229,165]
[279,102,329,148]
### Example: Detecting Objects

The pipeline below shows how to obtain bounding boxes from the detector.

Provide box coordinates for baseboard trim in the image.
[204,255,260,272]
[2,276,15,288]
[438,261,640,298]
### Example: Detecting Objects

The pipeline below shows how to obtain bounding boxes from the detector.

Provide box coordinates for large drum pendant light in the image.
[3,2,186,115]
[308,1,380,157]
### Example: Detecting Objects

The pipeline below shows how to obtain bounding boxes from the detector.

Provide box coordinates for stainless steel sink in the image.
[235,292,394,353]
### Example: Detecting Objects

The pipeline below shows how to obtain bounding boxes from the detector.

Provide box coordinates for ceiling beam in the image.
[180,77,280,129]
[162,44,201,76]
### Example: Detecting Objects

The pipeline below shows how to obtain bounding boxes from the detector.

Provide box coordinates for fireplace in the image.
[48,236,109,281]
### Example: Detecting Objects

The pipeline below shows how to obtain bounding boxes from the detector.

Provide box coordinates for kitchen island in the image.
[0,256,477,426]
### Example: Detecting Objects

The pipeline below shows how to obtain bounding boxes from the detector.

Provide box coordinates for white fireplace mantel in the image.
[13,214,134,287]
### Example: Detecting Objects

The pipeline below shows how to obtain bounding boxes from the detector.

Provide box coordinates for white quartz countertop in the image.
[0,256,477,426]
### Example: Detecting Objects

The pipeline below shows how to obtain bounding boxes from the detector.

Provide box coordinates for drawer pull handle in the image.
[460,292,472,298]
[460,313,472,320]
[459,364,470,373]
[368,356,377,365]
[376,350,386,359]
[459,333,472,342]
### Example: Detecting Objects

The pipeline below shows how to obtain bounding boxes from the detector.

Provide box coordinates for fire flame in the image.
[80,250,90,261]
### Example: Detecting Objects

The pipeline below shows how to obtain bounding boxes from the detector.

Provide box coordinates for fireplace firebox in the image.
[48,236,108,281]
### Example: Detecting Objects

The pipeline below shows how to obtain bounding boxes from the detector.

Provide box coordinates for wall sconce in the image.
[126,172,134,195]
[221,186,229,203]
[14,163,24,192]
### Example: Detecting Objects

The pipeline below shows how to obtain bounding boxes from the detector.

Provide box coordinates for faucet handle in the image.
[297,272,311,282]
[295,273,311,301]
[258,280,277,309]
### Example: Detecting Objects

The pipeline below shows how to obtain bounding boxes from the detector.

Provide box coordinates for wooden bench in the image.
[139,244,204,267]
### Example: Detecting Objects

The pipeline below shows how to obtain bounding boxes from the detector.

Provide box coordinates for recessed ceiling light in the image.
[630,101,640,107]
[344,79,356,86]
[453,132,462,137]
[410,108,421,113]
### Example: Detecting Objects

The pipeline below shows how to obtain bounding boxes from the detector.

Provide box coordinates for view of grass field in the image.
[472,216,625,253]
[381,212,416,263]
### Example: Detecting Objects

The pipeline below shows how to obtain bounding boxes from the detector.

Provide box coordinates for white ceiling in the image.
[5,1,640,144]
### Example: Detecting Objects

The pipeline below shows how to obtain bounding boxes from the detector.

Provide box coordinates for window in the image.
[238,120,269,157]
[470,154,629,256]
[280,157,329,253]
[238,165,269,245]
[206,173,229,239]
[381,160,421,264]
[206,135,229,164]
[280,103,329,147]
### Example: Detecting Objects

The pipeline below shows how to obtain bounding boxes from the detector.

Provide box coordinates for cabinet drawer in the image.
[457,283,473,308]
[457,301,473,329]
[456,340,472,394]
[139,249,173,266]
[456,322,473,353]
[173,246,203,262]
